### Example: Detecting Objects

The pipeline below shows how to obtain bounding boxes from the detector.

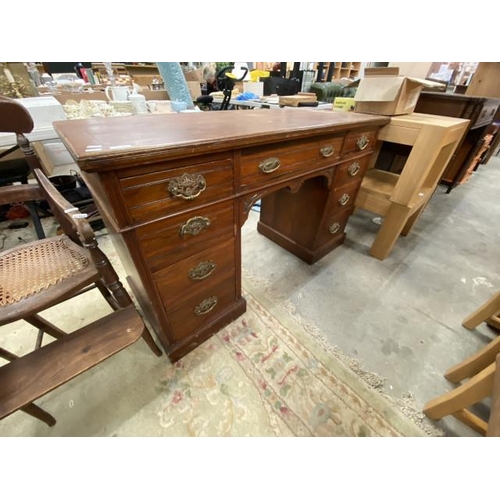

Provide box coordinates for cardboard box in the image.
[140,89,169,101]
[279,93,317,107]
[352,68,445,115]
[185,69,204,82]
[332,97,356,112]
[186,81,201,101]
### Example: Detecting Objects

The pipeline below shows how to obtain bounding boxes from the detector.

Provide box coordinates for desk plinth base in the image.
[257,221,346,265]
[166,297,247,363]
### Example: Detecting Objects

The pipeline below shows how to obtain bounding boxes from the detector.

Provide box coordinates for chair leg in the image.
[92,252,133,309]
[486,314,500,331]
[25,201,46,240]
[423,362,496,435]
[445,335,500,383]
[25,314,66,339]
[19,176,46,240]
[21,403,56,427]
[0,348,56,426]
[462,291,500,330]
[95,280,120,311]
[0,347,17,362]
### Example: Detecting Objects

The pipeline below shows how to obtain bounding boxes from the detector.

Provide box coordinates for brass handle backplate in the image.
[320,145,335,157]
[259,157,281,174]
[188,261,217,281]
[168,172,207,200]
[348,162,361,176]
[357,135,369,150]
[329,222,341,234]
[338,193,350,206]
[179,216,211,236]
[195,296,218,315]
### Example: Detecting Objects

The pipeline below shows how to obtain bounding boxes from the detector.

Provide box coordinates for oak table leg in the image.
[369,203,411,260]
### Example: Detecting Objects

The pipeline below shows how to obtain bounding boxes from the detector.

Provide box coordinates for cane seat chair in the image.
[0,96,162,427]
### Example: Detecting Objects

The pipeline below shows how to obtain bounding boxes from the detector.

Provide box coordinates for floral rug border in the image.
[242,271,443,437]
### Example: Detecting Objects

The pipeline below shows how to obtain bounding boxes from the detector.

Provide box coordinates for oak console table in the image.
[54,109,389,361]
[354,113,469,260]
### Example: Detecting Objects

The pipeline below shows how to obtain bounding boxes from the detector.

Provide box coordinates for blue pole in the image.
[156,62,195,110]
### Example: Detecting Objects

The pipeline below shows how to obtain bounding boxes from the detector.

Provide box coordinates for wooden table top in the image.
[53,109,390,170]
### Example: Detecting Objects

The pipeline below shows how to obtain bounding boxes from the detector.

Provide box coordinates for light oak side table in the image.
[354,112,469,260]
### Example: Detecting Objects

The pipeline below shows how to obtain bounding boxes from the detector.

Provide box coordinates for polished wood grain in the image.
[54,109,389,361]
[240,134,344,189]
[121,156,234,224]
[334,155,370,187]
[153,238,236,310]
[54,109,389,168]
[136,200,236,272]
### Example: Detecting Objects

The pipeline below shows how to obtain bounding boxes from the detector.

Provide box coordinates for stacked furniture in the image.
[414,92,500,192]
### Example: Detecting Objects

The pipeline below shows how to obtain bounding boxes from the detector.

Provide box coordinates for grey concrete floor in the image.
[1,155,499,436]
[242,155,500,437]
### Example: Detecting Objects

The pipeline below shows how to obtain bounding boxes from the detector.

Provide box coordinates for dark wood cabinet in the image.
[414,92,500,192]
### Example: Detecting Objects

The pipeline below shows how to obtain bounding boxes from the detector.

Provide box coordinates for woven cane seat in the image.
[0,236,90,307]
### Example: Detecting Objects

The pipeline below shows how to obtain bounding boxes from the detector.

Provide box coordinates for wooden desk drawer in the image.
[136,200,235,272]
[475,101,499,129]
[334,155,370,187]
[167,275,237,343]
[153,238,236,309]
[240,135,344,189]
[120,157,234,224]
[317,207,351,247]
[342,129,377,156]
[329,180,361,213]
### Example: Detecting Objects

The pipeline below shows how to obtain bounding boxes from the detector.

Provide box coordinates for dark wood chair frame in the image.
[0,96,162,427]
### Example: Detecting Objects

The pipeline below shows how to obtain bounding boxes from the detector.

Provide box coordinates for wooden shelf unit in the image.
[315,62,361,82]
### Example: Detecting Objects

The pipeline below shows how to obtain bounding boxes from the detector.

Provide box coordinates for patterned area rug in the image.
[0,225,428,436]
[115,290,426,437]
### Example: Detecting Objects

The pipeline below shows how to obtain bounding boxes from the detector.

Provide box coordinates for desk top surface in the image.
[53,108,389,169]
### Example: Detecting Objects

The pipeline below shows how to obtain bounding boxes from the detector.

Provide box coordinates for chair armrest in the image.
[33,168,96,246]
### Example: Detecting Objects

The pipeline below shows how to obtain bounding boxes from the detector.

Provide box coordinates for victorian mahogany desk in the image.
[54,109,389,361]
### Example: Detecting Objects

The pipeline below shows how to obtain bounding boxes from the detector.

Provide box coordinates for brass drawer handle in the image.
[329,222,341,234]
[179,216,211,236]
[168,172,207,200]
[357,135,369,150]
[188,261,217,281]
[338,193,350,206]
[320,145,335,157]
[195,296,218,315]
[259,157,281,174]
[348,162,361,176]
